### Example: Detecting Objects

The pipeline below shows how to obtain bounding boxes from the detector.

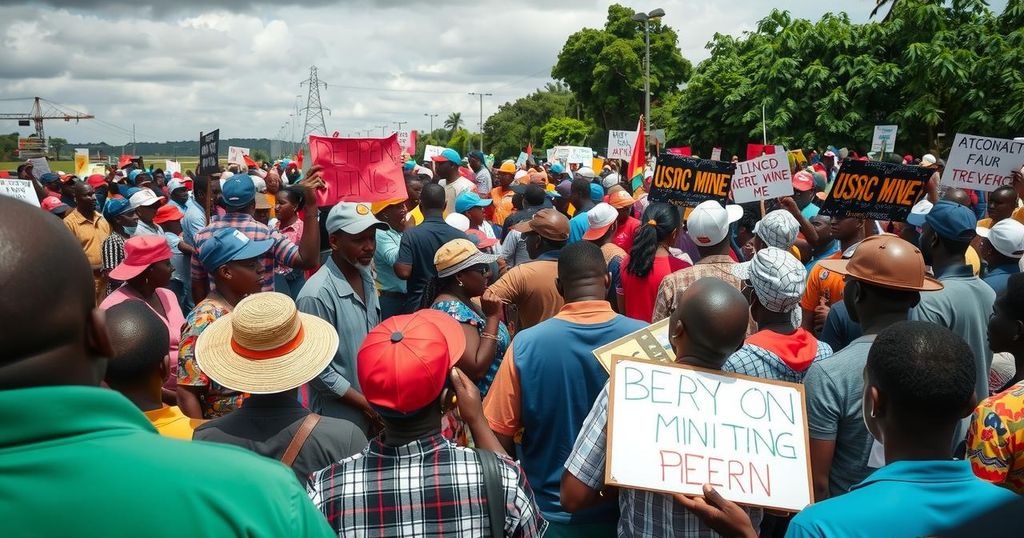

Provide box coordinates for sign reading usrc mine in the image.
[309,133,408,206]
[817,159,930,222]
[648,154,736,207]
[606,356,812,511]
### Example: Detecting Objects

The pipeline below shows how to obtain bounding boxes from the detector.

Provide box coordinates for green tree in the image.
[552,4,692,132]
[482,83,577,159]
[539,117,593,148]
[49,137,68,160]
[251,149,270,163]
[447,128,472,157]
[444,113,463,136]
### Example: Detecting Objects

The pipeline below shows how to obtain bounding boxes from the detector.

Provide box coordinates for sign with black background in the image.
[198,129,220,175]
[648,154,736,207]
[818,159,930,222]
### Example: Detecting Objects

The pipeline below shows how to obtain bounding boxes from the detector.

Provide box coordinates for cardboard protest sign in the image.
[27,157,51,179]
[608,130,636,160]
[165,160,181,176]
[871,125,898,153]
[566,146,593,165]
[731,153,793,204]
[74,149,90,176]
[606,356,812,511]
[423,144,445,161]
[592,158,605,173]
[198,130,220,175]
[941,134,1024,192]
[710,147,722,161]
[309,133,408,207]
[648,154,735,208]
[818,159,930,221]
[227,146,250,167]
[593,318,672,372]
[0,178,40,207]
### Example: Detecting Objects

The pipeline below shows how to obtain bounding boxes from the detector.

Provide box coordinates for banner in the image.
[871,125,898,153]
[74,149,90,176]
[818,159,930,221]
[309,133,408,206]
[593,318,672,372]
[516,152,528,167]
[941,133,1024,192]
[395,131,411,154]
[198,130,220,175]
[424,144,445,161]
[606,356,812,511]
[731,153,794,204]
[710,147,722,161]
[227,146,250,167]
[648,154,736,207]
[608,129,637,160]
[0,178,40,207]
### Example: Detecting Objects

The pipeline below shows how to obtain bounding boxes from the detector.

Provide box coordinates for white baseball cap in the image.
[907,199,933,227]
[686,200,743,246]
[602,172,620,189]
[978,219,1024,258]
[444,212,471,232]
[576,167,597,179]
[582,203,619,241]
[128,188,165,210]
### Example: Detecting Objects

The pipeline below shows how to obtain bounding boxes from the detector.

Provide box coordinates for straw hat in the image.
[195,292,339,394]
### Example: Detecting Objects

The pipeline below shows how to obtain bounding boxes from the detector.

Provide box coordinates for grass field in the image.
[2,157,222,174]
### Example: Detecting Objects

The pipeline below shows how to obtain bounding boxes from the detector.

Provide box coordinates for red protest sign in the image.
[309,134,408,207]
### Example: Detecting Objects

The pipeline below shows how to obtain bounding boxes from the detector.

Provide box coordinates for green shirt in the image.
[0,386,334,537]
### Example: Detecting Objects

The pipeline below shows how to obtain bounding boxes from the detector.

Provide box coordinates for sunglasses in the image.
[464,264,491,276]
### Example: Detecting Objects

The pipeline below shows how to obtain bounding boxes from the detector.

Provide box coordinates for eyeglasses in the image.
[465,264,490,276]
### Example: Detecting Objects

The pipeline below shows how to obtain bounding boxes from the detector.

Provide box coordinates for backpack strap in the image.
[280,413,321,468]
[475,449,507,537]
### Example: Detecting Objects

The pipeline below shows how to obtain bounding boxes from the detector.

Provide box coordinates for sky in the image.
[0,0,1008,145]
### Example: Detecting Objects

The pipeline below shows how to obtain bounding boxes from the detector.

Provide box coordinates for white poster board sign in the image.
[941,134,1024,192]
[27,157,51,179]
[0,178,40,207]
[227,146,250,166]
[516,152,528,167]
[565,146,593,165]
[165,160,181,176]
[710,147,723,161]
[607,357,812,511]
[608,130,637,160]
[731,153,794,204]
[871,125,898,153]
[395,131,410,151]
[423,144,445,161]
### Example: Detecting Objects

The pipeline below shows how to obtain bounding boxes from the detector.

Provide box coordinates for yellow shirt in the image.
[979,208,1024,229]
[966,245,981,276]
[144,405,204,440]
[63,209,111,266]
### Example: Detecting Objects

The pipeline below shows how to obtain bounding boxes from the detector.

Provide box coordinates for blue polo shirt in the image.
[787,460,1022,537]
[983,262,1020,296]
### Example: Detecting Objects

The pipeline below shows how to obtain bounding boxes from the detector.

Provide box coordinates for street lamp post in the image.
[632,8,665,141]
[424,113,438,133]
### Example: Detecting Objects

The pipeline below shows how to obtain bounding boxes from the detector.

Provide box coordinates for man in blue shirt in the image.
[395,183,467,313]
[673,321,1023,538]
[977,218,1024,295]
[567,178,597,243]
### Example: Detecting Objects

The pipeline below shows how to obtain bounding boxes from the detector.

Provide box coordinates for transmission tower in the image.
[299,66,330,143]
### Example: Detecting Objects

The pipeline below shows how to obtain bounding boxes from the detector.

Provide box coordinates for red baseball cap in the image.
[86,174,107,188]
[153,203,184,224]
[465,228,498,249]
[792,170,814,192]
[108,236,172,281]
[357,310,466,415]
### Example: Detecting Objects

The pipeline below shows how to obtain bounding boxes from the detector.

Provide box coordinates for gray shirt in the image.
[501,229,531,268]
[297,257,380,433]
[475,166,492,193]
[804,334,877,498]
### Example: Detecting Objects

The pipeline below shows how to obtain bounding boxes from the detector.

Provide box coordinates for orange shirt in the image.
[489,187,515,226]
[801,250,845,311]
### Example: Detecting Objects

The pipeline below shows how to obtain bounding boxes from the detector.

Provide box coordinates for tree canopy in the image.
[481,82,581,159]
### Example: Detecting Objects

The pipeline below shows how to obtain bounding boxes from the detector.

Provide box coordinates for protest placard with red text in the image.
[309,134,407,207]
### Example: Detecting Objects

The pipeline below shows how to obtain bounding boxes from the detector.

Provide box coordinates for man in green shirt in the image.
[0,196,333,537]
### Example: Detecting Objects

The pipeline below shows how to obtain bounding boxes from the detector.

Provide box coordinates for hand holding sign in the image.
[673,485,758,538]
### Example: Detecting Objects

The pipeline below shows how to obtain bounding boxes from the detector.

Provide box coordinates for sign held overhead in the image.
[309,133,408,206]
[648,154,736,208]
[818,159,930,222]
[941,133,1024,192]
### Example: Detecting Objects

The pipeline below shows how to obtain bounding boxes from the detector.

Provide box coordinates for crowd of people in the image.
[3,145,1024,537]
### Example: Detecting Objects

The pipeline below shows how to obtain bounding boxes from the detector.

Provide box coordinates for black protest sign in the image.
[648,154,735,207]
[198,129,220,175]
[818,159,930,222]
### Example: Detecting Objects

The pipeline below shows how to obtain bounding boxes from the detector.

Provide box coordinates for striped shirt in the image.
[190,213,300,292]
[101,232,127,295]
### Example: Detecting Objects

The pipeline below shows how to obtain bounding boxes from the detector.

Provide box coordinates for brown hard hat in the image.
[512,208,570,242]
[818,234,943,292]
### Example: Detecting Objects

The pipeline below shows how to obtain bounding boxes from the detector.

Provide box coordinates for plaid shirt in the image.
[651,255,742,323]
[724,333,833,384]
[565,384,762,537]
[190,212,300,292]
[308,433,547,537]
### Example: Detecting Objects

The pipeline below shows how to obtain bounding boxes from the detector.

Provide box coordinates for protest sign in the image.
[593,318,672,372]
[666,147,692,157]
[606,356,812,511]
[731,153,793,204]
[651,129,666,145]
[787,149,807,171]
[710,147,722,161]
[27,157,51,179]
[74,149,90,176]
[227,146,250,167]
[871,125,898,153]
[566,146,593,165]
[309,133,407,206]
[0,178,40,207]
[395,131,411,153]
[198,130,220,175]
[592,157,605,173]
[423,144,445,161]
[165,160,181,176]
[516,152,528,167]
[648,154,735,207]
[941,134,1024,192]
[818,159,930,221]
[608,130,636,160]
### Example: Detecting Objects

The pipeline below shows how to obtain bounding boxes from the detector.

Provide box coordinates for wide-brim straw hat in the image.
[195,292,339,394]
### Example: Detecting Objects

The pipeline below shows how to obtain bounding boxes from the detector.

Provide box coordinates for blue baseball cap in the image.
[102,197,134,221]
[39,172,60,185]
[198,227,274,273]
[127,169,143,183]
[925,200,977,241]
[403,160,416,171]
[550,163,565,175]
[221,174,256,210]
[431,148,462,165]
[468,150,486,163]
[455,191,492,214]
[589,183,605,203]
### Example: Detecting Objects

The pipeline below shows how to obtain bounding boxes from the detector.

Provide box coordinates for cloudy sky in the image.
[0,0,1004,145]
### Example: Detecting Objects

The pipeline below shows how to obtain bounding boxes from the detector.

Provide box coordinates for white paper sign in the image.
[227,146,250,166]
[27,157,51,179]
[565,146,593,165]
[711,147,723,161]
[165,160,181,176]
[608,130,637,160]
[516,152,528,167]
[0,179,40,207]
[871,125,898,153]
[731,153,794,204]
[651,129,667,145]
[395,131,410,151]
[941,133,1024,192]
[607,357,812,511]
[424,144,445,161]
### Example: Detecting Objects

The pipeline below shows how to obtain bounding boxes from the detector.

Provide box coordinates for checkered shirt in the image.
[565,384,762,537]
[308,433,547,537]
[725,338,833,384]
[190,212,299,292]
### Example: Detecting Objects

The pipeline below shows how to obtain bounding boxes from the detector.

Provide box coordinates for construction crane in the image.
[0,97,95,156]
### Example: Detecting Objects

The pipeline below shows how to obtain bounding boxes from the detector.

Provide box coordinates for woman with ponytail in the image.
[618,203,690,322]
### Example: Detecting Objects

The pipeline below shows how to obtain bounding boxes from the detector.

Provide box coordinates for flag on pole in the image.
[628,116,646,192]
